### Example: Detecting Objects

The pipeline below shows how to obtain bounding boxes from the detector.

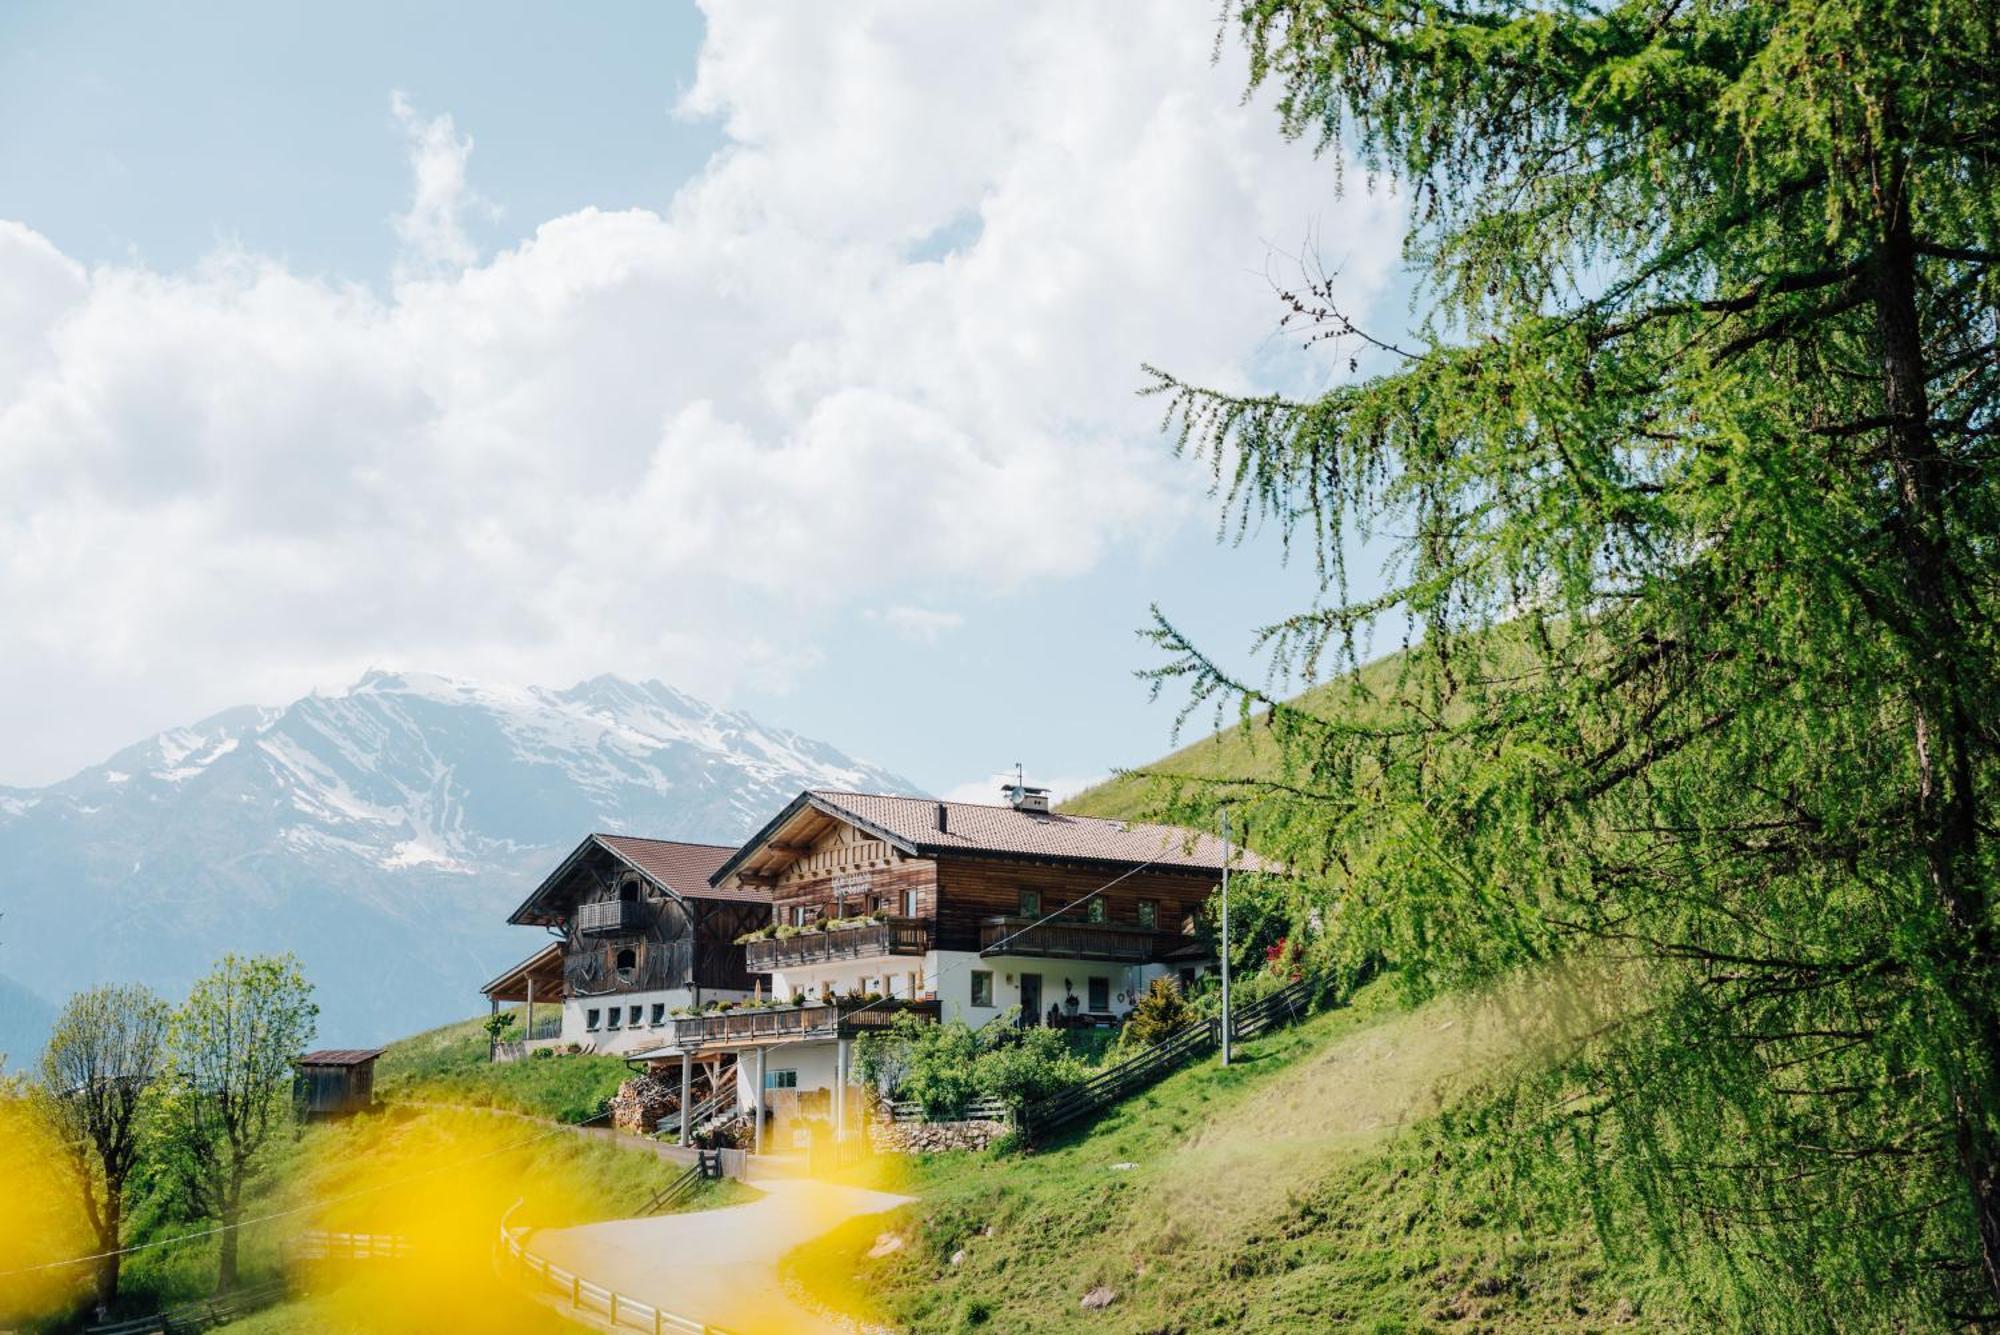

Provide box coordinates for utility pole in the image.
[1220,806,1232,1067]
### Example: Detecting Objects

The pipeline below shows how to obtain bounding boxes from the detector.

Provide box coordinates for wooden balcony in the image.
[745,917,930,972]
[667,998,938,1051]
[978,916,1179,963]
[576,899,645,936]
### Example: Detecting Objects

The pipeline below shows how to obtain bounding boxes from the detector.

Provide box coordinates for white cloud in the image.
[388,92,487,279]
[943,773,1107,807]
[0,1,1400,784]
[864,606,964,644]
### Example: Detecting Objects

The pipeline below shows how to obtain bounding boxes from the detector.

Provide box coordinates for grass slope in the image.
[796,981,1679,1333]
[374,1008,632,1124]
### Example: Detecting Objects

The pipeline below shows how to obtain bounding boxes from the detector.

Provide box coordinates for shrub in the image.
[1121,976,1198,1048]
[975,1027,1087,1112]
[529,1047,553,1060]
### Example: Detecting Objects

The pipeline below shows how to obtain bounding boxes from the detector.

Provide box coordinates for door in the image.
[1019,972,1043,1026]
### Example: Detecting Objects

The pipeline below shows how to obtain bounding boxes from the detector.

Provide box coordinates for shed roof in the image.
[298,1049,383,1067]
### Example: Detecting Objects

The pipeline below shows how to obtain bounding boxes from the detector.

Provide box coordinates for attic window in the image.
[615,947,637,979]
[618,880,640,903]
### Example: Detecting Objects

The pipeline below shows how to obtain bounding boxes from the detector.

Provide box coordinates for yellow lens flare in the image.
[0,1096,96,1323]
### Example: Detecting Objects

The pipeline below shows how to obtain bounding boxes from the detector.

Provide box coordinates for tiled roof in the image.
[596,835,767,903]
[800,791,1283,875]
[297,1049,383,1067]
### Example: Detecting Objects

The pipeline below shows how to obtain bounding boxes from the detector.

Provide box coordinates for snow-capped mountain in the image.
[0,671,918,1048]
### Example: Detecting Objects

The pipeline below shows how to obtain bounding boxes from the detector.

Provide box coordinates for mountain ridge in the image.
[0,670,919,1049]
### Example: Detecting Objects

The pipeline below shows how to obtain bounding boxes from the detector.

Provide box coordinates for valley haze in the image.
[0,669,916,1055]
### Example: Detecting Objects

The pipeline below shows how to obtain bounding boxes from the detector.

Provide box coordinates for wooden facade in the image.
[497,835,762,1008]
[725,796,1227,968]
[935,859,1216,954]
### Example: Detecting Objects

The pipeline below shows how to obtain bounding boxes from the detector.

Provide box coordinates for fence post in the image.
[572,1274,581,1309]
[610,1291,619,1324]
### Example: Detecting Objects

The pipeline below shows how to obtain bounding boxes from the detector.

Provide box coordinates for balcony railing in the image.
[668,998,939,1050]
[745,917,930,972]
[576,899,645,936]
[978,917,1180,963]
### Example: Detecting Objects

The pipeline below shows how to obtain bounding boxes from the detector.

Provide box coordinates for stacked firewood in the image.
[609,1075,679,1134]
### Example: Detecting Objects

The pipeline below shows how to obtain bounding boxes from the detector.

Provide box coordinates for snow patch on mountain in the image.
[0,671,919,1043]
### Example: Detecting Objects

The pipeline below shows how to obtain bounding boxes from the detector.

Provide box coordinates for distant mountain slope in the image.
[0,671,917,1044]
[0,972,56,1072]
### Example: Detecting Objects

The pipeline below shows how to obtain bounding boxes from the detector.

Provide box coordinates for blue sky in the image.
[0,1,1403,799]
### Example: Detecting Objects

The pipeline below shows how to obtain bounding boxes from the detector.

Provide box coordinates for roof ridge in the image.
[593,832,738,850]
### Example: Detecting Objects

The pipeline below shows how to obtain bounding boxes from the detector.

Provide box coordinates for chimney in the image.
[936,801,949,833]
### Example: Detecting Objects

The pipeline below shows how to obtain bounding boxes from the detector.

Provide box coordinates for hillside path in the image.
[526,1176,910,1334]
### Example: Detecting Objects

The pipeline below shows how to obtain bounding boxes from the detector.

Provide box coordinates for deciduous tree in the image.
[37,984,170,1315]
[155,954,316,1294]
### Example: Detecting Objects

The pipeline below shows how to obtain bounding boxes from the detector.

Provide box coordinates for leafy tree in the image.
[1145,0,2000,1324]
[154,954,316,1293]
[37,984,170,1315]
[974,1028,1089,1112]
[1120,976,1200,1048]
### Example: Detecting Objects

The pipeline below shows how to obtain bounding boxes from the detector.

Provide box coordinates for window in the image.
[1137,899,1158,931]
[1018,888,1041,917]
[970,970,994,1008]
[615,947,637,976]
[764,1069,799,1090]
[903,888,919,916]
[606,1008,621,1029]
[1088,977,1110,1012]
[629,1005,642,1028]
[585,1008,601,1030]
[1086,897,1107,924]
[792,904,810,927]
[618,880,639,903]
[650,1004,666,1026]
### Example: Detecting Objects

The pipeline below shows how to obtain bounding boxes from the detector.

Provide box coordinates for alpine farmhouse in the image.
[482,782,1271,1147]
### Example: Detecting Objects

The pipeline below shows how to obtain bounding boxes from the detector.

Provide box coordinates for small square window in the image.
[650,1004,666,1026]
[585,1008,601,1030]
[1086,897,1107,924]
[1018,888,1040,917]
[1137,899,1158,930]
[764,1069,799,1090]
[903,888,919,916]
[970,971,994,1008]
[606,1008,621,1029]
[629,1005,642,1028]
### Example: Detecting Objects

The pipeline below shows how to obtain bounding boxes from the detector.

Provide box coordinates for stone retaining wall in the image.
[868,1116,1011,1153]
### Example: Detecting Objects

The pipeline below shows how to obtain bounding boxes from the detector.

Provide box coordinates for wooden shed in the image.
[295,1048,383,1118]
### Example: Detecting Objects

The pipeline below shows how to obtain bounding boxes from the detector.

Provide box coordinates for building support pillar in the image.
[752,1046,767,1156]
[525,978,535,1047]
[835,1038,850,1142]
[679,1052,693,1147]
[487,995,499,1063]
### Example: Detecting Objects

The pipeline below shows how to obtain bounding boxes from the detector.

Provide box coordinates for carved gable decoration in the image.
[778,820,897,886]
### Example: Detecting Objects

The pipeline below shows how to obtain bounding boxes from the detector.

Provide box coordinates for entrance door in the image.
[1019,973,1043,1026]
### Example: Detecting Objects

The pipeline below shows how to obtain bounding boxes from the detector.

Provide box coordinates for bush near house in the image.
[858,1012,1092,1120]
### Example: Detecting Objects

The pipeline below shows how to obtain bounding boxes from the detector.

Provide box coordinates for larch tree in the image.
[155,954,316,1294]
[1143,0,1999,1325]
[37,983,171,1316]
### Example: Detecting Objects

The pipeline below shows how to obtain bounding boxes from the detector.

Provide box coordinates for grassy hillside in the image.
[374,1008,632,1124]
[793,980,1681,1334]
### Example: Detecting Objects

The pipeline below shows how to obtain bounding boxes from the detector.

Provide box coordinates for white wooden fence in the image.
[497,1210,736,1335]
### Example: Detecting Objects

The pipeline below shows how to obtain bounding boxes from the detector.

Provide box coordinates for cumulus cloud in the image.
[0,1,1401,784]
[865,606,965,644]
[388,92,488,278]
